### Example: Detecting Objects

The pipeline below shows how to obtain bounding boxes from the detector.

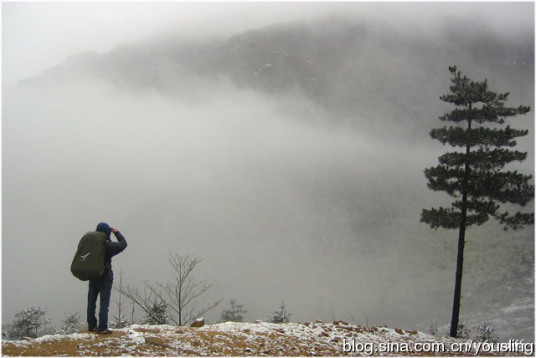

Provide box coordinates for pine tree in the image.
[7,306,50,339]
[56,313,84,335]
[221,300,247,322]
[475,321,499,343]
[142,300,170,325]
[269,301,292,323]
[421,66,534,338]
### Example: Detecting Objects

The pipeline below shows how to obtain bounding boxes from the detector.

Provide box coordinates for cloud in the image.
[3,2,533,90]
[5,68,531,338]
[2,2,533,339]
[2,75,439,325]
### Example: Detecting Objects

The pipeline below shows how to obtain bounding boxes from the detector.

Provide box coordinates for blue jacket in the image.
[92,231,127,283]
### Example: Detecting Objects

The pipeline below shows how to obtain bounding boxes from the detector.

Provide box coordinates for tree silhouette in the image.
[421,66,533,337]
[221,300,247,322]
[120,253,221,326]
[269,301,292,323]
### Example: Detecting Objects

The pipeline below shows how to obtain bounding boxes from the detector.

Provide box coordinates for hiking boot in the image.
[96,328,112,335]
[88,327,98,332]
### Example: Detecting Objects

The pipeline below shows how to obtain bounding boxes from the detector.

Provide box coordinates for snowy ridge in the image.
[2,321,532,356]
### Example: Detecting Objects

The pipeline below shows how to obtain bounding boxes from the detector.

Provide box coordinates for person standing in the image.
[87,222,127,334]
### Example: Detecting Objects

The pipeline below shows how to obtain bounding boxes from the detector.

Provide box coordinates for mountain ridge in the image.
[18,16,533,138]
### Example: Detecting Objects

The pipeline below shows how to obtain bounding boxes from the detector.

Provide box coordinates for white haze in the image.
[2,78,438,322]
[2,2,369,91]
[2,1,534,341]
[2,2,533,90]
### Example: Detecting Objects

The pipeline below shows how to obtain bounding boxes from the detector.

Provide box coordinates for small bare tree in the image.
[120,253,221,326]
[112,271,130,328]
[428,318,438,336]
[155,254,221,326]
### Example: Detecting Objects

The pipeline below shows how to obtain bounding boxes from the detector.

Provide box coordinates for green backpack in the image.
[70,231,108,281]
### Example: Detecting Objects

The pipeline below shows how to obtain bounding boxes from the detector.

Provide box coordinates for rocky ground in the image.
[2,321,533,356]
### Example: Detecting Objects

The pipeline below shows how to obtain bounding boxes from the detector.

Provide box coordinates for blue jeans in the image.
[87,279,112,330]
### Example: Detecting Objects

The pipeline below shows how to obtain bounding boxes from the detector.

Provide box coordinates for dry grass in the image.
[2,321,529,356]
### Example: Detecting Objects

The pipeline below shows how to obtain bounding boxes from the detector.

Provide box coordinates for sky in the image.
[1,0,534,340]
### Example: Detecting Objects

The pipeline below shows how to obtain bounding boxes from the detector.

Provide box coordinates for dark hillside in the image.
[19,17,533,138]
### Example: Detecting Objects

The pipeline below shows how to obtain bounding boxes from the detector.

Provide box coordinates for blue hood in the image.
[96,222,112,238]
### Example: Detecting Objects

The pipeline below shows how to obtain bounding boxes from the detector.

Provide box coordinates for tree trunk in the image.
[450,212,466,337]
[450,114,472,338]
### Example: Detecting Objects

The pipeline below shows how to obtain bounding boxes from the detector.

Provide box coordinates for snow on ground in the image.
[2,321,534,356]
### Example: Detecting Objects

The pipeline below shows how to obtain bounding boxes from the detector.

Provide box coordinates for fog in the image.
[3,2,533,91]
[2,2,534,341]
[3,79,438,320]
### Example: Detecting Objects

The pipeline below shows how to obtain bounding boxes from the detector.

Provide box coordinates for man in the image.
[87,222,127,334]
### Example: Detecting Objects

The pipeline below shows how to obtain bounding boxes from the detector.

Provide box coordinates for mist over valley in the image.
[3,4,534,342]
